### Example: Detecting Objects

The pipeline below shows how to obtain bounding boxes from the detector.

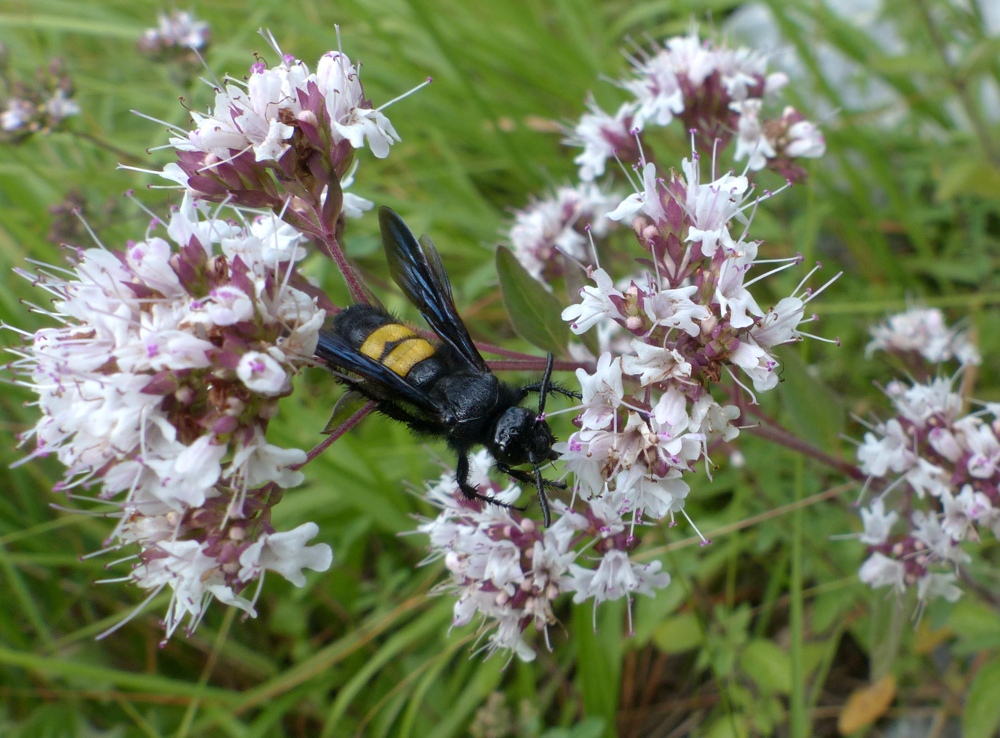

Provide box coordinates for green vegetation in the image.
[1,0,999,736]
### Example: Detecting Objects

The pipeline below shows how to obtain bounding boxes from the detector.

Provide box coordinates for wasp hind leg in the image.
[454,452,526,514]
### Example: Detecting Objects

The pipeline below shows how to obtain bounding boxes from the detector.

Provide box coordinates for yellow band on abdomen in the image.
[360,323,416,360]
[383,338,436,376]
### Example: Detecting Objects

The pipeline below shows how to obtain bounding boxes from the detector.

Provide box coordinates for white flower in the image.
[714,240,764,329]
[941,485,992,542]
[859,498,897,545]
[415,451,587,661]
[681,158,751,258]
[115,309,216,372]
[622,52,685,130]
[607,162,666,224]
[902,458,949,499]
[482,540,524,590]
[562,268,624,334]
[132,539,255,641]
[621,342,692,386]
[963,422,1000,479]
[751,295,806,349]
[866,306,979,365]
[643,286,710,337]
[227,427,307,489]
[887,377,963,428]
[44,90,81,123]
[10,196,326,643]
[857,420,915,477]
[126,236,182,294]
[317,52,400,158]
[714,44,770,100]
[570,99,636,181]
[169,43,400,169]
[652,387,689,428]
[140,10,211,52]
[730,99,776,171]
[342,192,374,219]
[508,183,620,280]
[338,161,375,220]
[238,522,333,587]
[927,426,963,464]
[916,572,962,603]
[554,434,607,498]
[784,117,826,158]
[184,82,292,162]
[567,550,671,603]
[144,434,226,509]
[858,552,906,593]
[1,98,33,132]
[237,351,289,395]
[687,395,741,443]
[911,510,968,565]
[729,336,779,392]
[618,468,690,520]
[166,194,242,250]
[576,353,624,430]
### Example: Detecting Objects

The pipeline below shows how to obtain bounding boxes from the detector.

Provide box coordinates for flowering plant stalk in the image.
[855,307,989,611]
[416,30,840,660]
[5,29,416,642]
[0,54,80,144]
[6,26,847,663]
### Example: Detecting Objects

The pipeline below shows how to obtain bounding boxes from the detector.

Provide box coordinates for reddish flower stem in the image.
[297,400,377,467]
[488,359,589,373]
[317,230,370,305]
[740,402,865,482]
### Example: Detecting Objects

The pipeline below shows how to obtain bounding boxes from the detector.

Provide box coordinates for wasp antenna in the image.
[530,454,552,527]
[537,352,554,417]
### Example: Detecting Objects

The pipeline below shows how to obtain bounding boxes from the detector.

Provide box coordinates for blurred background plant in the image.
[0,1,999,737]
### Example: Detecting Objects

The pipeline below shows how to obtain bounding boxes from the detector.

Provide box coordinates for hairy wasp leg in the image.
[495,461,559,527]
[455,452,526,512]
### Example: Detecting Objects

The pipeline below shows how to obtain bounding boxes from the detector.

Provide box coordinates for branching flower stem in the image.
[739,402,866,481]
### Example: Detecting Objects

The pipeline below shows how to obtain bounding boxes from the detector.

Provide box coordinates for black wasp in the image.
[314,207,576,526]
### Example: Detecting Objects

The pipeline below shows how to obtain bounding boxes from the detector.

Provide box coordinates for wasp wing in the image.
[379,207,490,373]
[315,329,448,422]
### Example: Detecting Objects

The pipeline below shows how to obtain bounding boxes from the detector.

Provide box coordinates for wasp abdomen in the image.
[334,305,440,382]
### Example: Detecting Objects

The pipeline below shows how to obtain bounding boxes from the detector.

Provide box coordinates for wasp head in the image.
[491,406,555,466]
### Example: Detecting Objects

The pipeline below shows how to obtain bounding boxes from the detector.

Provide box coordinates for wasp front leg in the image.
[494,461,565,527]
[454,452,526,513]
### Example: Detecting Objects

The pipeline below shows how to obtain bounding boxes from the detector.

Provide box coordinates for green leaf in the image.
[775,346,845,452]
[869,590,909,681]
[950,600,1000,654]
[959,37,1000,77]
[541,717,606,738]
[703,714,749,738]
[651,612,703,654]
[950,600,1000,640]
[323,391,370,434]
[965,658,1000,738]
[496,245,570,355]
[937,160,1000,202]
[739,639,792,695]
[572,601,623,737]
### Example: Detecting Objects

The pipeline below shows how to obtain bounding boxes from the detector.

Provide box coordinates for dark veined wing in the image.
[379,207,490,373]
[315,329,449,422]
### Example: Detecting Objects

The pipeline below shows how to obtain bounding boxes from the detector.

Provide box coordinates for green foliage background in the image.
[1,0,999,736]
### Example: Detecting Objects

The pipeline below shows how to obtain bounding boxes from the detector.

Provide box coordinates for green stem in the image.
[789,455,807,737]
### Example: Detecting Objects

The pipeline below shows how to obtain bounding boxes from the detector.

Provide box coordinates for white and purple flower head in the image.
[6,194,333,642]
